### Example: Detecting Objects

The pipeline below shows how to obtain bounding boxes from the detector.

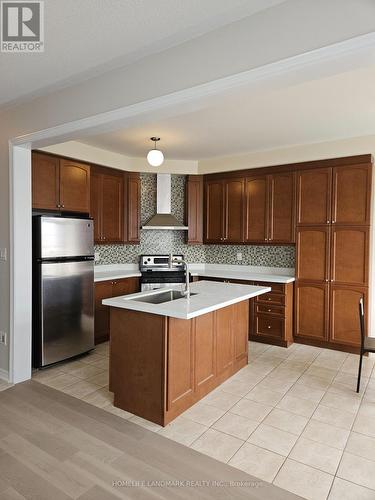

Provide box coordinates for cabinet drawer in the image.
[254,282,285,294]
[257,292,285,306]
[256,304,285,316]
[255,315,285,338]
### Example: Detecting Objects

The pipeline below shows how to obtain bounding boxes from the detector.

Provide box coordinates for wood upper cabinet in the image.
[245,172,295,243]
[59,159,90,213]
[32,152,60,210]
[90,166,124,244]
[245,176,268,243]
[330,285,367,347]
[185,175,203,244]
[32,153,90,213]
[332,164,372,225]
[296,227,330,282]
[224,178,245,243]
[269,172,295,243]
[205,180,224,243]
[295,282,329,341]
[125,172,141,244]
[297,168,332,225]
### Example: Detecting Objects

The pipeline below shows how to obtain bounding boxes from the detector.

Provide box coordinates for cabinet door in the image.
[216,306,234,375]
[205,180,224,242]
[224,178,244,243]
[186,175,203,244]
[112,277,139,297]
[332,164,371,225]
[59,159,90,213]
[244,176,268,242]
[194,313,216,395]
[94,281,113,344]
[296,227,330,282]
[233,301,249,362]
[297,168,332,225]
[32,152,60,210]
[330,285,367,347]
[269,172,295,243]
[167,318,195,412]
[295,282,329,341]
[331,227,369,286]
[102,173,124,243]
[90,172,102,243]
[126,173,141,243]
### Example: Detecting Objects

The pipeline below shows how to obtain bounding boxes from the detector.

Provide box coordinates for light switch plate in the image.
[0,332,7,346]
[236,252,243,261]
[94,252,100,262]
[0,248,7,261]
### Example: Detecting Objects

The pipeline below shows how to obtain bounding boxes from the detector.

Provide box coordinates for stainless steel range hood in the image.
[142,173,188,230]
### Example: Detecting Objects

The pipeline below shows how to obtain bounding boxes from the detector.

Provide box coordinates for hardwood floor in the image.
[0,381,298,500]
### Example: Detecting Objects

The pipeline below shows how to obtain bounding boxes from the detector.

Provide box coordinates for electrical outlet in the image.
[0,332,7,346]
[236,252,243,261]
[94,252,100,262]
[0,248,7,261]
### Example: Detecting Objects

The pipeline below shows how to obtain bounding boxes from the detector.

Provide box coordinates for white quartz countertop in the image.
[94,263,295,284]
[102,280,271,320]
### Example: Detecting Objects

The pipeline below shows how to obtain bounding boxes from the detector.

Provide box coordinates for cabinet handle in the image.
[268,297,272,301]
[330,279,334,282]
[61,204,65,208]
[332,220,336,224]
[267,325,271,329]
[325,279,328,282]
[268,308,271,312]
[326,220,330,224]
[56,204,61,208]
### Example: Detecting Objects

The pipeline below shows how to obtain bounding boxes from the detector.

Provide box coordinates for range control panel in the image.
[140,254,184,270]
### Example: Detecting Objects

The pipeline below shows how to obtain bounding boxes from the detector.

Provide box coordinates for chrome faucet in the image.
[173,257,190,299]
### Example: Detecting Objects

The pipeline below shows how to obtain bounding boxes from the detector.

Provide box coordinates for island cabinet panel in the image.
[111,309,166,424]
[94,277,139,344]
[194,313,216,396]
[109,300,249,426]
[167,318,195,414]
[185,175,203,244]
[216,306,235,376]
[297,168,332,225]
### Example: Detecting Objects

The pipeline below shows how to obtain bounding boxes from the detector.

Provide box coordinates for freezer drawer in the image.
[37,260,94,366]
[36,217,94,259]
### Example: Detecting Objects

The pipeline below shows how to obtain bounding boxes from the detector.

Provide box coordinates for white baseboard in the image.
[0,369,9,382]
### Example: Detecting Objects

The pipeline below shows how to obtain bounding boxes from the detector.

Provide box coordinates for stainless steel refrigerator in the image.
[33,216,95,368]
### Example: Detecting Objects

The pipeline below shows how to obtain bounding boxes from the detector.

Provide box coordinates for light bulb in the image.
[147,148,164,167]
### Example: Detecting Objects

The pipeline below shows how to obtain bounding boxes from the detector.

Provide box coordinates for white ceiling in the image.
[79,64,375,160]
[0,0,287,107]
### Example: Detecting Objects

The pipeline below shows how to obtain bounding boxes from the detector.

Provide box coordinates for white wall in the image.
[1,0,375,377]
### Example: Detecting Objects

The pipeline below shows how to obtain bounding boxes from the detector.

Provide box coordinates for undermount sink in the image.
[129,290,197,304]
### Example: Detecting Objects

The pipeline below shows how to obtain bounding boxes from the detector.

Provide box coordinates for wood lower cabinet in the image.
[94,277,139,344]
[250,281,294,347]
[294,282,329,342]
[110,300,249,425]
[32,152,90,213]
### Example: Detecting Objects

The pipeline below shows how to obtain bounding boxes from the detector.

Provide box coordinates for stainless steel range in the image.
[140,254,187,291]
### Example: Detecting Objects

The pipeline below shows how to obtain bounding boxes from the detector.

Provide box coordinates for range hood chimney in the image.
[142,174,188,230]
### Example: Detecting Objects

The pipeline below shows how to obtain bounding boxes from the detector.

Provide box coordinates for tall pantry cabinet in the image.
[294,161,372,350]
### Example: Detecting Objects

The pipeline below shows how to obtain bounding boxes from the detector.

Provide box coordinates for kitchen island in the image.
[103,280,270,425]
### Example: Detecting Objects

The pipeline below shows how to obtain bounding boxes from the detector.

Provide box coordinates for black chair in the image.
[357,298,375,393]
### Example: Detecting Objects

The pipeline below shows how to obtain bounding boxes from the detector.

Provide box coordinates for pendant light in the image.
[147,137,164,167]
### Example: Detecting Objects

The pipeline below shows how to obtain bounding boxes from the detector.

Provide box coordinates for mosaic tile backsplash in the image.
[95,173,295,268]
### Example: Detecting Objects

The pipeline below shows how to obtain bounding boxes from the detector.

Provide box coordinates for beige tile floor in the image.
[33,340,375,500]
